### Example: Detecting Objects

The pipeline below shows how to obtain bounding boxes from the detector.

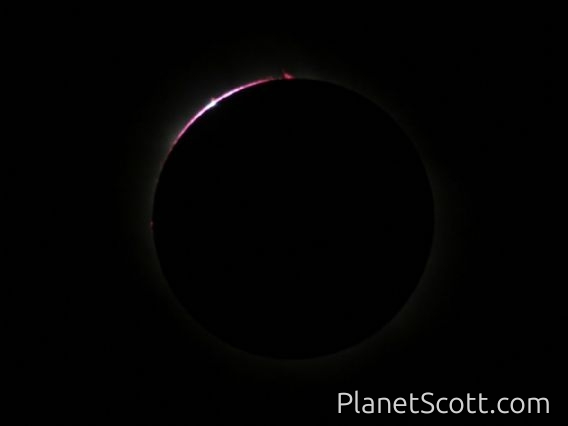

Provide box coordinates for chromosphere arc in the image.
[152,78,434,359]
[171,77,278,150]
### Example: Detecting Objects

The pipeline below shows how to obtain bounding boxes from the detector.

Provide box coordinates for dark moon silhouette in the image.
[152,78,433,358]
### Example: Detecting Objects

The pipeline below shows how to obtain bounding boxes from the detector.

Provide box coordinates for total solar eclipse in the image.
[152,77,434,358]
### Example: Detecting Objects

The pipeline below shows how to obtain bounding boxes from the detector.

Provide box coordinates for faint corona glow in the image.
[171,73,294,150]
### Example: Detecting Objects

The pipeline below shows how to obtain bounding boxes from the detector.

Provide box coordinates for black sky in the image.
[6,13,564,425]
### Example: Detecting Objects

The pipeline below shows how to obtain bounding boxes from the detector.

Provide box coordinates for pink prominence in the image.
[282,70,294,80]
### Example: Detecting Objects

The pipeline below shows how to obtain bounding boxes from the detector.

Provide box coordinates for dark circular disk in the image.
[152,79,433,358]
